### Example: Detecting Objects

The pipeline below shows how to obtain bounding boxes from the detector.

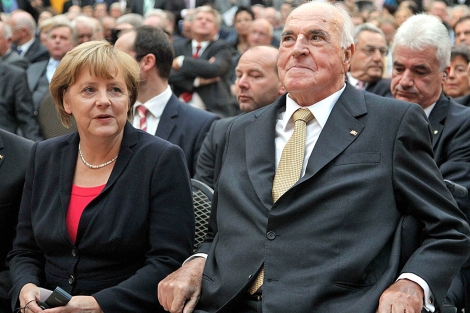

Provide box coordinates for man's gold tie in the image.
[248,108,314,295]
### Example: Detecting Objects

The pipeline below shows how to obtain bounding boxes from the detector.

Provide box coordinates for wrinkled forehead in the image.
[286,3,342,35]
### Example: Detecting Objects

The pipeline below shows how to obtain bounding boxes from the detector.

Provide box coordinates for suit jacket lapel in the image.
[427,93,448,150]
[300,84,366,184]
[60,123,138,241]
[245,98,282,210]
[155,95,178,140]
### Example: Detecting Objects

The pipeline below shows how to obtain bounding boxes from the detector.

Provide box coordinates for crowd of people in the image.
[1,0,470,312]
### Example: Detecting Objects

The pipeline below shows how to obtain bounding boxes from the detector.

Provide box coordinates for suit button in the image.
[266,231,276,240]
[68,275,74,285]
[71,249,77,257]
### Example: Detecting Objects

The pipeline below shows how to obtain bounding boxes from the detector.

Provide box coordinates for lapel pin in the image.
[0,155,3,159]
[350,130,358,136]
[433,130,438,135]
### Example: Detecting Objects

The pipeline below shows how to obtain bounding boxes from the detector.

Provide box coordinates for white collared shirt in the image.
[275,86,343,176]
[46,58,60,82]
[132,85,172,135]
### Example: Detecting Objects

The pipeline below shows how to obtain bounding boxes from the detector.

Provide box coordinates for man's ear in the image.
[343,44,354,73]
[141,53,156,72]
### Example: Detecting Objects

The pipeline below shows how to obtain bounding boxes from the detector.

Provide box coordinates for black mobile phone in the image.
[38,286,72,309]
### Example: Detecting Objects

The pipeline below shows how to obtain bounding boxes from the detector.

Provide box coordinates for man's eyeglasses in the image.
[361,45,388,57]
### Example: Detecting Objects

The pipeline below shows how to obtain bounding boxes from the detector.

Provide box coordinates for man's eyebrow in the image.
[281,30,294,37]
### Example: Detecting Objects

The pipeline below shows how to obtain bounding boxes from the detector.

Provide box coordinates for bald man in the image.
[195,45,285,188]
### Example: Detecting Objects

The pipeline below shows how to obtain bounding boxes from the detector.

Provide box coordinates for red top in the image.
[67,184,105,244]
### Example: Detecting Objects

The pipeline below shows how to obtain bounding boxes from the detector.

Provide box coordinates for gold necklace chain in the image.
[78,143,118,169]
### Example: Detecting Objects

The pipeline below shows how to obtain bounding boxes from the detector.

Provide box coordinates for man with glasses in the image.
[348,23,392,97]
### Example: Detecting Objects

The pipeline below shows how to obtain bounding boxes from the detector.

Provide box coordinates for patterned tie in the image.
[137,105,148,132]
[248,108,314,295]
[181,45,202,103]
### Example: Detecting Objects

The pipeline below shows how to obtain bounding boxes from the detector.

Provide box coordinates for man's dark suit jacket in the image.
[128,0,165,15]
[0,62,42,141]
[366,77,393,97]
[195,85,470,313]
[429,93,470,216]
[431,94,470,313]
[170,39,237,118]
[455,93,470,107]
[1,50,29,70]
[194,115,236,188]
[0,130,32,312]
[12,39,49,64]
[26,59,49,113]
[7,122,195,312]
[156,94,219,177]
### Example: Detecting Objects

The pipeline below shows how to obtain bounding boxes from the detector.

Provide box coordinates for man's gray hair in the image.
[392,13,450,71]
[353,23,386,45]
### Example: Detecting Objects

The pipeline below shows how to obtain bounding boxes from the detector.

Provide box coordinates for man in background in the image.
[8,10,48,64]
[115,26,219,177]
[195,45,285,188]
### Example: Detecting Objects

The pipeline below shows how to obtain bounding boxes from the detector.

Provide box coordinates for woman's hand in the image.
[19,283,42,312]
[45,296,103,313]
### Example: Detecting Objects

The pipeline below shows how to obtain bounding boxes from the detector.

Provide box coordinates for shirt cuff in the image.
[194,77,200,87]
[397,273,435,312]
[182,253,207,266]
[177,56,184,68]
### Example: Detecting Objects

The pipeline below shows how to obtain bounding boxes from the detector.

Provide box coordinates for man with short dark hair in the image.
[115,26,219,177]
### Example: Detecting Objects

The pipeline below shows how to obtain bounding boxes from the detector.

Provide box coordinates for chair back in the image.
[191,179,213,252]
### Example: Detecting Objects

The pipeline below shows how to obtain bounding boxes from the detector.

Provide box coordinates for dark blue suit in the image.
[8,122,195,312]
[156,94,219,177]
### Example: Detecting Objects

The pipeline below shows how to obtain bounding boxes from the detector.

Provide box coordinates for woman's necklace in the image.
[78,143,118,169]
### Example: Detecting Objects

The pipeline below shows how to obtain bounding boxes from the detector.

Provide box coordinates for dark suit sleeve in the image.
[169,41,232,93]
[191,114,219,179]
[194,121,217,188]
[392,104,470,307]
[436,113,470,219]
[13,69,42,141]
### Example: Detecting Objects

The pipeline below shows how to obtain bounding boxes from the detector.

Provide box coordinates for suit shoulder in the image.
[27,60,47,73]
[0,129,33,151]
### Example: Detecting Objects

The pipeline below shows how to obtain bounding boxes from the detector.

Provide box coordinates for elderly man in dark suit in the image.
[0,61,41,141]
[169,5,237,118]
[391,13,470,313]
[0,129,32,313]
[0,21,28,70]
[7,11,48,64]
[115,25,219,177]
[158,2,470,313]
